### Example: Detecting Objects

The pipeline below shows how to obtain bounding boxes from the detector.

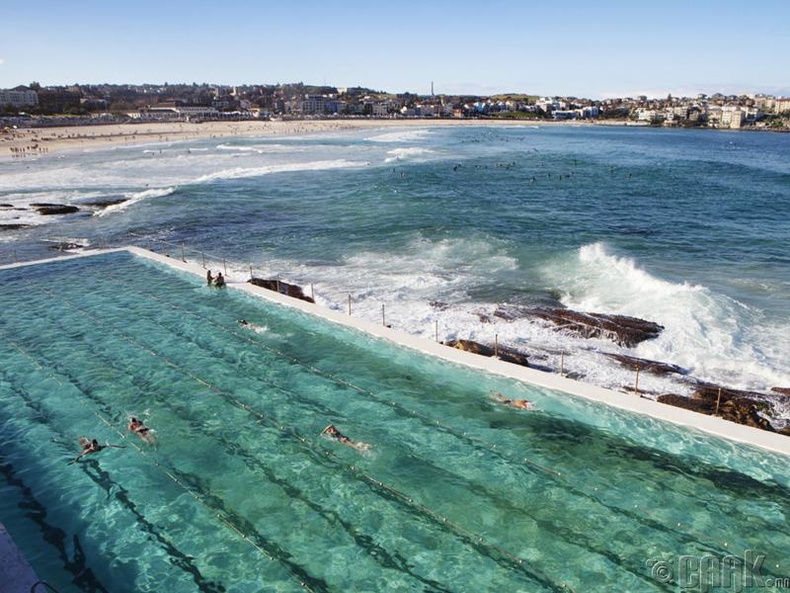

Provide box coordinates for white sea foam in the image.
[366,129,433,143]
[542,242,790,393]
[95,187,176,217]
[216,143,307,154]
[384,147,435,163]
[195,159,363,183]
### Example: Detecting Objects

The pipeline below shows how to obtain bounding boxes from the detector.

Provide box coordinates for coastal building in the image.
[775,98,790,114]
[721,106,744,129]
[0,86,39,109]
[301,95,326,115]
[134,105,221,121]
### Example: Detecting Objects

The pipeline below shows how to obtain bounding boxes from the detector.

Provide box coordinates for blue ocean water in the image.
[1,124,789,421]
[0,251,788,592]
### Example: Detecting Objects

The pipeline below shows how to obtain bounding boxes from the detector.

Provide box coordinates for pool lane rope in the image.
[25,290,581,592]
[49,280,748,586]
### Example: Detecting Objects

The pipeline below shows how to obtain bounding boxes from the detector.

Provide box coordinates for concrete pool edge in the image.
[5,246,789,458]
[0,523,41,593]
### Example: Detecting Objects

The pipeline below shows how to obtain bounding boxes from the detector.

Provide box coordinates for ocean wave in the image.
[366,129,433,143]
[194,159,363,183]
[543,242,790,392]
[216,143,307,154]
[384,147,435,163]
[95,187,176,217]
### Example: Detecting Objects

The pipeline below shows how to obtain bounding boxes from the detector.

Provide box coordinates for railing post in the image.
[634,366,640,396]
[715,387,722,415]
[348,294,352,316]
[382,304,386,326]
[494,334,498,358]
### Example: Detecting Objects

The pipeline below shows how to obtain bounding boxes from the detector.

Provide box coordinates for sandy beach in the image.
[1,118,576,157]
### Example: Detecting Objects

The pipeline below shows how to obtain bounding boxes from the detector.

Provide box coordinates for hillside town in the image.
[2,82,789,130]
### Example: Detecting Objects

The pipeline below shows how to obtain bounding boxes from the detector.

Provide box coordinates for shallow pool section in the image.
[1,251,788,592]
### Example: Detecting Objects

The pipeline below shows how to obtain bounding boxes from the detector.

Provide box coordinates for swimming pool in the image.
[1,250,788,592]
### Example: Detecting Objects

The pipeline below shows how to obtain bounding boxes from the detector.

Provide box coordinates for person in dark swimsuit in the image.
[128,417,157,445]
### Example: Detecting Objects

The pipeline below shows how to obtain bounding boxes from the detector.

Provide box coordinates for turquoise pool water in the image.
[0,250,788,592]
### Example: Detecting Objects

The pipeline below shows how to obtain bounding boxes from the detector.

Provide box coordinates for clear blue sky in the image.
[2,0,788,99]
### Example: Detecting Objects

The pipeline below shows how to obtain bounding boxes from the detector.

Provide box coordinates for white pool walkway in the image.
[5,246,790,459]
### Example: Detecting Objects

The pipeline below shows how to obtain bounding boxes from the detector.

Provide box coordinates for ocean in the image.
[2,123,789,424]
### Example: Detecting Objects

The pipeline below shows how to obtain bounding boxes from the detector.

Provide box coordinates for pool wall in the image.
[0,523,40,593]
[4,246,789,458]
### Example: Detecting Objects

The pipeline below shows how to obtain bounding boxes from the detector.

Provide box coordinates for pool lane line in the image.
[9,301,580,592]
[0,368,232,593]
[22,285,778,569]
[5,323,482,592]
[30,283,761,575]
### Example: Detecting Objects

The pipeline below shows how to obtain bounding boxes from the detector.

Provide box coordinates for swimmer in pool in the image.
[74,437,103,461]
[128,417,157,445]
[491,392,534,410]
[72,436,127,463]
[321,425,371,452]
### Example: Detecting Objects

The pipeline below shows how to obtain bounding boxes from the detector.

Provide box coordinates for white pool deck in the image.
[4,246,790,461]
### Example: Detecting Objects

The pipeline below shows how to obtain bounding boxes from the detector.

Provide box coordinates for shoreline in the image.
[1,118,587,157]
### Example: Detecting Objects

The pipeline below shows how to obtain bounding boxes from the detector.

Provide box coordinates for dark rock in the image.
[0,223,33,231]
[444,338,529,367]
[522,307,663,347]
[603,352,686,376]
[47,242,85,251]
[248,277,315,303]
[83,197,129,209]
[658,384,778,433]
[771,387,790,397]
[31,203,80,215]
[657,393,713,414]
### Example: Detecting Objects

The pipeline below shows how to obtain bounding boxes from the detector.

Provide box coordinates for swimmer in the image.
[237,319,266,333]
[491,392,534,410]
[214,272,225,287]
[128,417,157,445]
[72,437,124,463]
[206,270,214,285]
[321,424,371,452]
